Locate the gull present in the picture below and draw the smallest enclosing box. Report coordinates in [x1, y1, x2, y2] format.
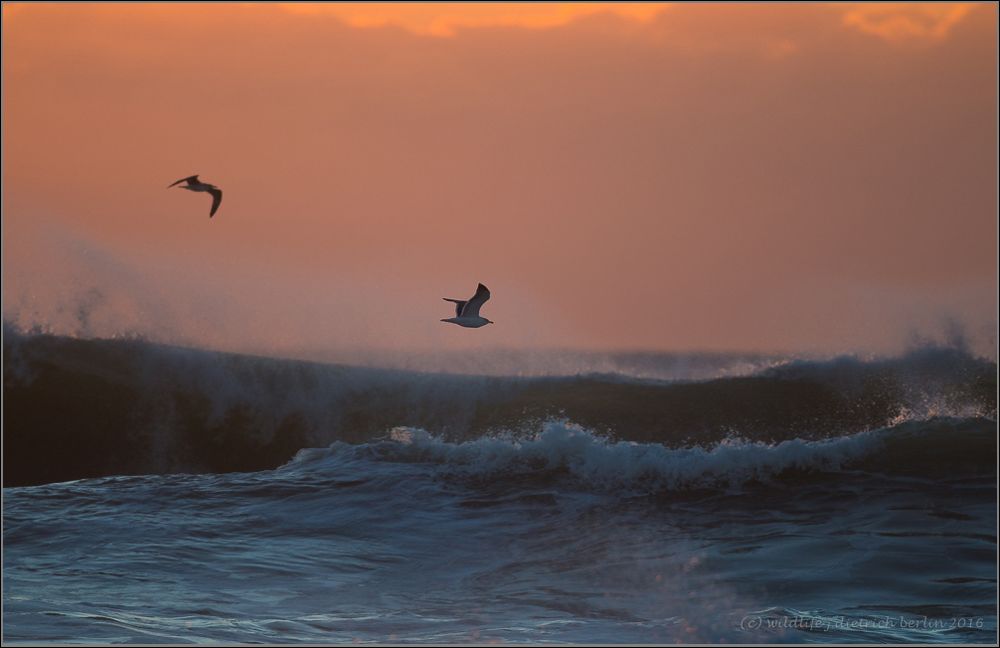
[441, 283, 494, 328]
[168, 175, 223, 217]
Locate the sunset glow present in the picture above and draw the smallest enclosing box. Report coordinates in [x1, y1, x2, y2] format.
[2, 2, 996, 355]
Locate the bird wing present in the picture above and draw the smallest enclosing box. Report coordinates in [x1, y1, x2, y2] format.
[461, 283, 490, 317]
[168, 175, 199, 188]
[208, 188, 223, 217]
[443, 298, 467, 317]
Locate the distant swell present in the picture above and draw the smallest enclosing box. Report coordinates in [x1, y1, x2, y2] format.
[3, 326, 996, 486]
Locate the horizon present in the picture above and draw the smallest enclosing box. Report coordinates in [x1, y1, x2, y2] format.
[5, 316, 993, 376]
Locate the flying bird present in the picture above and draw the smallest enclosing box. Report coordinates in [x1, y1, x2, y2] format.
[168, 175, 223, 217]
[441, 283, 494, 328]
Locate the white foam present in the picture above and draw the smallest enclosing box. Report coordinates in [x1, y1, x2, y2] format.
[288, 420, 885, 492]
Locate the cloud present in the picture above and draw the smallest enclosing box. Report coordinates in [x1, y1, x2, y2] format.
[841, 3, 977, 43]
[275, 3, 982, 50]
[280, 2, 666, 37]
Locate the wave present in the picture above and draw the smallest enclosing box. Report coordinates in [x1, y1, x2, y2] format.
[3, 326, 996, 486]
[283, 418, 997, 493]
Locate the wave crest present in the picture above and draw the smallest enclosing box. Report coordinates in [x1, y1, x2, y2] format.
[285, 418, 994, 493]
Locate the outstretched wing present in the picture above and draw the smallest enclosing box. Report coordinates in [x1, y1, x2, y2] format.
[208, 188, 223, 217]
[461, 283, 490, 317]
[443, 298, 466, 317]
[168, 175, 199, 188]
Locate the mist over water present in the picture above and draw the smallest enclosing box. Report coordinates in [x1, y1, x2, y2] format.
[3, 217, 997, 363]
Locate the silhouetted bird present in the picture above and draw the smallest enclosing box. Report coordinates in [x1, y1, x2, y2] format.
[441, 283, 494, 328]
[168, 175, 223, 217]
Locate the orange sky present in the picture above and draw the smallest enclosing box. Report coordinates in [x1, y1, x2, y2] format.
[2, 3, 997, 356]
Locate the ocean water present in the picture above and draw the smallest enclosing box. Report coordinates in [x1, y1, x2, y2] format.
[3, 329, 997, 644]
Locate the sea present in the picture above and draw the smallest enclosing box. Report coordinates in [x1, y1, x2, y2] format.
[3, 326, 997, 644]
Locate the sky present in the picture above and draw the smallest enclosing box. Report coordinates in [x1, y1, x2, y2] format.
[2, 2, 997, 357]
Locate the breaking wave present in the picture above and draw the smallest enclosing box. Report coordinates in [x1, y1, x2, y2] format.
[3, 325, 995, 486]
[284, 418, 995, 494]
